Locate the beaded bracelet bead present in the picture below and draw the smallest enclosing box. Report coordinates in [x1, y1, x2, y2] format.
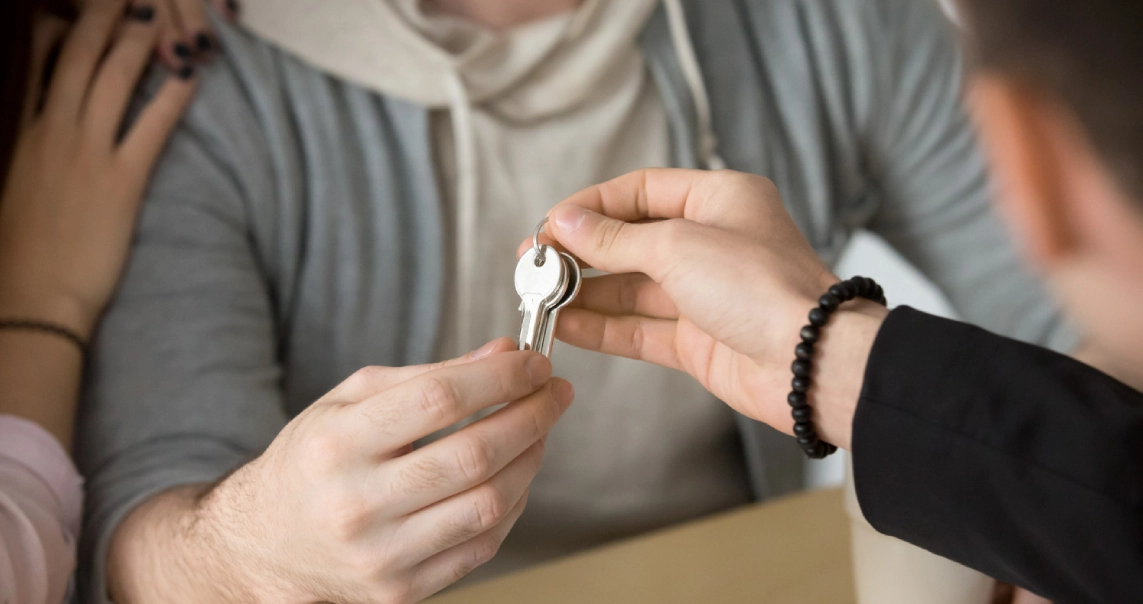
[789, 276, 887, 459]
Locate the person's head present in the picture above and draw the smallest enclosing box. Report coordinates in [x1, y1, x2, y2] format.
[957, 0, 1143, 379]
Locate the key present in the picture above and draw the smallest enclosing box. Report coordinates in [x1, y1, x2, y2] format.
[515, 244, 567, 353]
[535, 252, 582, 357]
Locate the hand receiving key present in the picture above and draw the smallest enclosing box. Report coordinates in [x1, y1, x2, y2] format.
[515, 218, 581, 357]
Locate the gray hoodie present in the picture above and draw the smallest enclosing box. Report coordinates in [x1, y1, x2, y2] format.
[76, 0, 1076, 601]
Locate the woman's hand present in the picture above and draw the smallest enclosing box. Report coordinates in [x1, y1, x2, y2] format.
[81, 0, 239, 68]
[535, 169, 888, 448]
[0, 0, 197, 339]
[148, 0, 239, 68]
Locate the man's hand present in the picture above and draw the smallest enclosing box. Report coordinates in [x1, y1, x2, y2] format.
[108, 338, 574, 604]
[532, 168, 886, 448]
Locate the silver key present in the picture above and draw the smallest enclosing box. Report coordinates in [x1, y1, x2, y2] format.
[515, 245, 567, 353]
[535, 252, 582, 357]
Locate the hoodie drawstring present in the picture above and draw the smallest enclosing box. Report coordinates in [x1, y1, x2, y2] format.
[444, 71, 480, 350]
[662, 0, 727, 171]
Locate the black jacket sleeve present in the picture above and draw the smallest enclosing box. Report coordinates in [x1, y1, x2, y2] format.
[852, 307, 1143, 604]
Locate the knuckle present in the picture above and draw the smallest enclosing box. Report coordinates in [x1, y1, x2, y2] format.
[316, 490, 373, 544]
[417, 377, 461, 423]
[527, 439, 547, 470]
[379, 580, 415, 604]
[526, 400, 550, 441]
[302, 427, 351, 473]
[388, 455, 448, 500]
[659, 219, 690, 247]
[89, 0, 124, 19]
[471, 536, 502, 569]
[347, 365, 390, 393]
[627, 319, 646, 357]
[448, 539, 499, 585]
[471, 485, 510, 532]
[454, 435, 494, 485]
[595, 219, 626, 256]
[617, 276, 639, 313]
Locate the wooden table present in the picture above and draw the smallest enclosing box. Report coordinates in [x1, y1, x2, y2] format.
[429, 487, 855, 604]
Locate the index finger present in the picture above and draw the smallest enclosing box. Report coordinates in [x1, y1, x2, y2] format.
[319, 337, 518, 404]
[45, 0, 128, 117]
[346, 349, 553, 451]
[549, 168, 775, 230]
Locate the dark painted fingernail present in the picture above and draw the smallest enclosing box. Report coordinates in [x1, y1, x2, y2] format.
[177, 65, 195, 80]
[195, 33, 213, 53]
[129, 5, 155, 22]
[225, 0, 241, 16]
[174, 42, 193, 59]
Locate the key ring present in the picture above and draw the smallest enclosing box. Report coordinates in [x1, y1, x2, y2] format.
[532, 218, 549, 266]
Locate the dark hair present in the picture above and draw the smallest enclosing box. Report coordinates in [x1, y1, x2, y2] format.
[959, 0, 1143, 201]
[0, 1, 37, 190]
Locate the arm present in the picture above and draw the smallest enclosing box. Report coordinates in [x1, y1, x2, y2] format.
[852, 308, 1143, 603]
[543, 167, 1143, 603]
[0, 1, 194, 449]
[0, 5, 194, 603]
[0, 417, 83, 604]
[854, 4, 1075, 599]
[79, 156, 572, 602]
[73, 57, 292, 602]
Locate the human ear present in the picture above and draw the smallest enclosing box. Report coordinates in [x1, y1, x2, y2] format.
[968, 75, 1077, 267]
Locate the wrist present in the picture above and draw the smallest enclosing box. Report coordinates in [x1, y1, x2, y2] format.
[808, 302, 888, 450]
[194, 473, 289, 604]
[197, 462, 311, 604]
[108, 480, 293, 604]
[0, 290, 99, 340]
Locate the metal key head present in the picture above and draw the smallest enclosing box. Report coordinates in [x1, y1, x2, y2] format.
[534, 253, 583, 357]
[515, 246, 566, 304]
[516, 245, 567, 351]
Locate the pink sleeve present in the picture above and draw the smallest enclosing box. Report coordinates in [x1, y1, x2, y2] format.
[0, 415, 84, 604]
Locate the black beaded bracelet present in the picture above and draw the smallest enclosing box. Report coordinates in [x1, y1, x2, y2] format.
[0, 319, 87, 355]
[789, 276, 887, 459]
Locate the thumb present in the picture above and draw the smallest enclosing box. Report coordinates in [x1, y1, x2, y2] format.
[548, 204, 675, 281]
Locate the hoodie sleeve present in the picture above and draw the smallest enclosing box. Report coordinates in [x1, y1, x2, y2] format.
[73, 21, 292, 604]
[859, 0, 1079, 353]
[0, 416, 83, 604]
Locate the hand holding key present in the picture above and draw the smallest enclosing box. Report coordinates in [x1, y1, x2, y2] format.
[536, 169, 887, 449]
[113, 338, 574, 604]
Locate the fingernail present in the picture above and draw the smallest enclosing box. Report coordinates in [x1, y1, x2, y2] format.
[226, 0, 241, 16]
[195, 32, 214, 53]
[174, 42, 193, 60]
[470, 339, 500, 360]
[177, 65, 196, 80]
[552, 379, 575, 408]
[525, 355, 551, 388]
[553, 206, 587, 233]
[129, 5, 155, 22]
